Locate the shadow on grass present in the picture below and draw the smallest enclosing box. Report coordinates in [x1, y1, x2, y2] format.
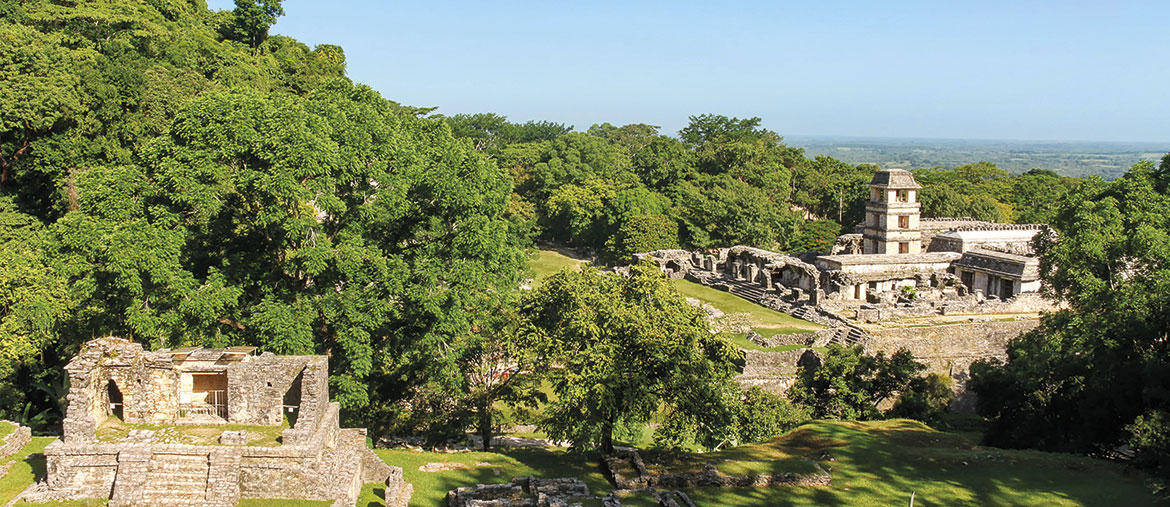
[373, 420, 1159, 507]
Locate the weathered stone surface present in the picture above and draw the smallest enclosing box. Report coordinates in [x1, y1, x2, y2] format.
[32, 337, 409, 507]
[0, 422, 31, 460]
[447, 476, 590, 507]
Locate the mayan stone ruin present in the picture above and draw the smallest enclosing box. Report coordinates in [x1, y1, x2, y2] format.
[639, 168, 1056, 401]
[28, 337, 412, 507]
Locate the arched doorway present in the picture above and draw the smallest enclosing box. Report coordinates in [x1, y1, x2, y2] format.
[107, 380, 123, 420]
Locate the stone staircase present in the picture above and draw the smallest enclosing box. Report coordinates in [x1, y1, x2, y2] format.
[109, 450, 240, 507]
[142, 453, 211, 504]
[724, 278, 770, 303]
[814, 326, 868, 347]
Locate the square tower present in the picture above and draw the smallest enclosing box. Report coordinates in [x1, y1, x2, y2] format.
[862, 168, 922, 255]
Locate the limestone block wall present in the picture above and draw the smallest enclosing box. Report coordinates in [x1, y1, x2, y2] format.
[43, 443, 121, 500]
[864, 319, 1040, 409]
[0, 423, 31, 460]
[226, 355, 310, 426]
[281, 357, 330, 445]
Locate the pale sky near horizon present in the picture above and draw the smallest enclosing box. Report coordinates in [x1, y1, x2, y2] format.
[208, 1, 1170, 143]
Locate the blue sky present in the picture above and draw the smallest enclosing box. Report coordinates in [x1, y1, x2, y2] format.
[209, 1, 1169, 143]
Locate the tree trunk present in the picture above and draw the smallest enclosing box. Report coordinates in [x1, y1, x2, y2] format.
[478, 401, 493, 451]
[600, 419, 615, 454]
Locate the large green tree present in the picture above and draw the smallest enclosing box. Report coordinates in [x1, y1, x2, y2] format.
[524, 263, 741, 453]
[789, 345, 926, 420]
[969, 161, 1170, 478]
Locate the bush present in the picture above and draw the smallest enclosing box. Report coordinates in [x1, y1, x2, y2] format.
[888, 373, 954, 424]
[735, 386, 809, 443]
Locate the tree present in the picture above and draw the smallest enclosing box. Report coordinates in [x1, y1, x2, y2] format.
[968, 161, 1170, 474]
[459, 292, 545, 451]
[788, 345, 926, 420]
[888, 373, 955, 425]
[788, 219, 841, 253]
[604, 214, 679, 261]
[228, 0, 284, 49]
[524, 262, 741, 453]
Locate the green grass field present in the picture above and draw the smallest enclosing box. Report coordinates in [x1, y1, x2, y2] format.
[671, 279, 822, 335]
[373, 447, 611, 507]
[372, 419, 1154, 507]
[0, 419, 1156, 506]
[528, 248, 588, 280]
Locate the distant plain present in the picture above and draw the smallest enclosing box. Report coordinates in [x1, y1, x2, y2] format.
[788, 136, 1167, 179]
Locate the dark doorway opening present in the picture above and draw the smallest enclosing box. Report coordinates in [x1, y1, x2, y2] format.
[282, 371, 303, 428]
[107, 380, 123, 420]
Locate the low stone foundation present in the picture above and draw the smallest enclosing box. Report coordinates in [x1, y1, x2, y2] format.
[603, 450, 830, 492]
[446, 476, 591, 507]
[0, 422, 31, 460]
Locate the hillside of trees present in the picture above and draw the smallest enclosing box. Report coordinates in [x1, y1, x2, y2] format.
[3, 0, 1170, 493]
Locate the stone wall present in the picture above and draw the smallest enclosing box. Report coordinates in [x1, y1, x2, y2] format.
[865, 319, 1040, 409]
[0, 422, 31, 460]
[38, 338, 407, 507]
[227, 354, 309, 426]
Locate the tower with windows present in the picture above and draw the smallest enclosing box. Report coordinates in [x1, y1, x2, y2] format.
[862, 168, 922, 255]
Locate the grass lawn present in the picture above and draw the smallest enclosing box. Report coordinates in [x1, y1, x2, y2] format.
[373, 447, 611, 507]
[671, 280, 821, 334]
[95, 418, 289, 446]
[373, 419, 1156, 507]
[724, 334, 812, 353]
[529, 248, 589, 280]
[1, 437, 56, 505]
[681, 419, 1154, 506]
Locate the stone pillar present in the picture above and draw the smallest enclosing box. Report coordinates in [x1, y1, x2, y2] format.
[747, 265, 759, 285]
[810, 289, 824, 306]
[704, 255, 716, 271]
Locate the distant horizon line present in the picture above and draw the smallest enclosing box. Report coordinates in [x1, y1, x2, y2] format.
[781, 133, 1170, 147]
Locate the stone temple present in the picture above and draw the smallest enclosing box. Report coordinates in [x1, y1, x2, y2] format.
[32, 337, 411, 507]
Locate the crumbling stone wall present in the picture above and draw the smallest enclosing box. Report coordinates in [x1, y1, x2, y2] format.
[0, 422, 31, 460]
[447, 476, 591, 507]
[865, 319, 1040, 409]
[38, 337, 409, 507]
[227, 354, 309, 426]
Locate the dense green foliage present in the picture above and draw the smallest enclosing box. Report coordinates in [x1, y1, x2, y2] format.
[0, 0, 525, 434]
[969, 159, 1170, 488]
[524, 262, 742, 452]
[914, 164, 1083, 223]
[446, 113, 882, 259]
[788, 345, 926, 421]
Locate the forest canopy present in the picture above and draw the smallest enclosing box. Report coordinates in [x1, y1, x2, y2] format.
[0, 0, 1137, 450]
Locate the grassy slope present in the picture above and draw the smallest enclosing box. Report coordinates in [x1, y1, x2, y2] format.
[671, 279, 820, 333]
[371, 419, 1154, 507]
[683, 419, 1153, 507]
[0, 421, 1151, 506]
[528, 249, 588, 280]
[528, 249, 822, 342]
[373, 447, 611, 507]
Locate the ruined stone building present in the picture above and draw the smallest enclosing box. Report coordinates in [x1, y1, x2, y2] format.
[640, 168, 1047, 308]
[637, 168, 1054, 403]
[33, 337, 411, 507]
